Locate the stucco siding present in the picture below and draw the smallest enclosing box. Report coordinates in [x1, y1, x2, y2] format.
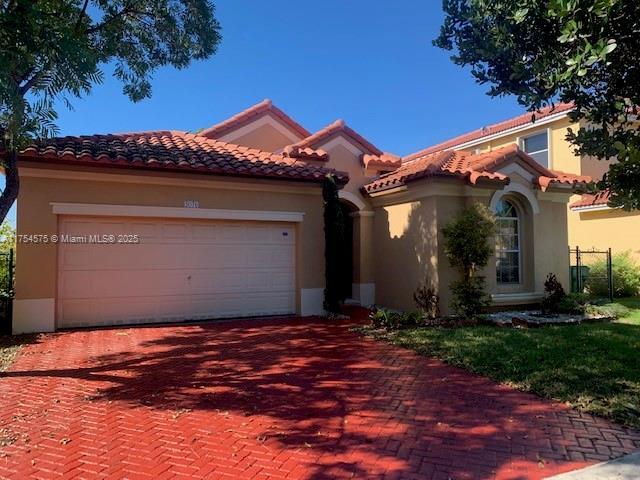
[220, 122, 298, 152]
[569, 208, 640, 259]
[534, 199, 571, 291]
[373, 199, 438, 312]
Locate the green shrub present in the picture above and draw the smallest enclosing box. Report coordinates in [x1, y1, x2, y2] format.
[558, 292, 590, 314]
[585, 251, 640, 298]
[413, 280, 440, 321]
[541, 273, 566, 314]
[450, 277, 490, 318]
[442, 203, 496, 317]
[369, 308, 419, 330]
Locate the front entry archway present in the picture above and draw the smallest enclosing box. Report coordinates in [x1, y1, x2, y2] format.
[337, 190, 376, 306]
[338, 200, 356, 301]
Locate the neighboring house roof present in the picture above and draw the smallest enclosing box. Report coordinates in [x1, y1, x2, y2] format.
[404, 103, 575, 162]
[288, 119, 384, 156]
[363, 144, 589, 195]
[570, 190, 612, 210]
[20, 130, 348, 184]
[198, 99, 311, 139]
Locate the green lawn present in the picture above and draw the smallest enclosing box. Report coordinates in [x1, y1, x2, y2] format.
[616, 297, 640, 324]
[361, 298, 640, 429]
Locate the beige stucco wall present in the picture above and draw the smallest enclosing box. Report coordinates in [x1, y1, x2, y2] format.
[569, 208, 640, 259]
[15, 164, 326, 331]
[220, 122, 299, 152]
[533, 198, 571, 289]
[372, 198, 439, 311]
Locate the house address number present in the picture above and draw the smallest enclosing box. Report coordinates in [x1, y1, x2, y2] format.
[184, 200, 200, 208]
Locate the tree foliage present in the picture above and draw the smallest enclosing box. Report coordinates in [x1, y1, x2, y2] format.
[436, 0, 640, 209]
[322, 175, 346, 314]
[0, 0, 222, 222]
[0, 221, 15, 253]
[442, 203, 495, 317]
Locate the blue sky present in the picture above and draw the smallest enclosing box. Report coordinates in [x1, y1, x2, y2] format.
[6, 0, 529, 225]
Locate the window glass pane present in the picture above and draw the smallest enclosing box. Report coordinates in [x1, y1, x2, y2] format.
[529, 150, 549, 168]
[495, 201, 520, 284]
[523, 132, 547, 153]
[497, 219, 518, 236]
[495, 200, 516, 218]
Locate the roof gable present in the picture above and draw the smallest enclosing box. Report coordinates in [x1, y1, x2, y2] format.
[198, 99, 311, 142]
[289, 119, 384, 156]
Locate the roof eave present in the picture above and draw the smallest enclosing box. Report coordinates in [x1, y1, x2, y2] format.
[18, 153, 348, 186]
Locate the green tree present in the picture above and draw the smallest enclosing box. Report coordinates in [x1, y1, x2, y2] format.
[0, 0, 222, 222]
[435, 0, 640, 209]
[442, 203, 496, 317]
[322, 174, 346, 314]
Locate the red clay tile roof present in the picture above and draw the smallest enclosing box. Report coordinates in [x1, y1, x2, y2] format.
[570, 190, 612, 209]
[363, 144, 589, 195]
[404, 103, 575, 162]
[282, 145, 328, 161]
[198, 99, 311, 139]
[20, 130, 348, 184]
[289, 119, 384, 156]
[362, 153, 402, 170]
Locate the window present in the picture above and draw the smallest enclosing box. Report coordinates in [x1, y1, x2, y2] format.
[522, 131, 549, 168]
[495, 200, 520, 284]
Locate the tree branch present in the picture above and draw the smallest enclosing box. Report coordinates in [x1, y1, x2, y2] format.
[86, 4, 145, 35]
[0, 149, 20, 225]
[18, 70, 43, 96]
[75, 0, 90, 31]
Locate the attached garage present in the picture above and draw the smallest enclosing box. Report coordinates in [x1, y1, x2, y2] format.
[57, 216, 296, 328]
[13, 129, 343, 333]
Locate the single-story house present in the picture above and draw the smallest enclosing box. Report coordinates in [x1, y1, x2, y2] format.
[13, 100, 589, 333]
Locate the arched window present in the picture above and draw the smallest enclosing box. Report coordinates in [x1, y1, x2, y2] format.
[495, 200, 520, 284]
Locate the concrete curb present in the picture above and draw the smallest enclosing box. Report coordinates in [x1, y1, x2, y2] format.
[545, 452, 640, 479]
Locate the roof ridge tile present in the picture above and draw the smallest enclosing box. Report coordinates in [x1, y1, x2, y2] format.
[198, 99, 311, 139]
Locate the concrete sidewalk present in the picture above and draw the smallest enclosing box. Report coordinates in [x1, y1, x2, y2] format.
[546, 452, 640, 479]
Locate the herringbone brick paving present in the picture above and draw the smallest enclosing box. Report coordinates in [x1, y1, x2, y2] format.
[0, 315, 638, 479]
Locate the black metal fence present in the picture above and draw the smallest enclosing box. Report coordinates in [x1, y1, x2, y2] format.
[0, 249, 14, 335]
[569, 246, 613, 302]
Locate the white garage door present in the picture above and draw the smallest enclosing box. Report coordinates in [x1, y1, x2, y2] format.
[57, 216, 296, 328]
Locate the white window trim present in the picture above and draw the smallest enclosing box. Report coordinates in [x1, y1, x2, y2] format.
[490, 183, 540, 215]
[495, 201, 522, 285]
[518, 128, 551, 169]
[50, 203, 305, 223]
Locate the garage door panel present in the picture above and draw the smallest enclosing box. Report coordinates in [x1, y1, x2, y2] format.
[60, 297, 190, 326]
[58, 217, 296, 328]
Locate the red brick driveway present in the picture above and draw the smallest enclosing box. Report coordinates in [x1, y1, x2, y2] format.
[1, 316, 639, 480]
